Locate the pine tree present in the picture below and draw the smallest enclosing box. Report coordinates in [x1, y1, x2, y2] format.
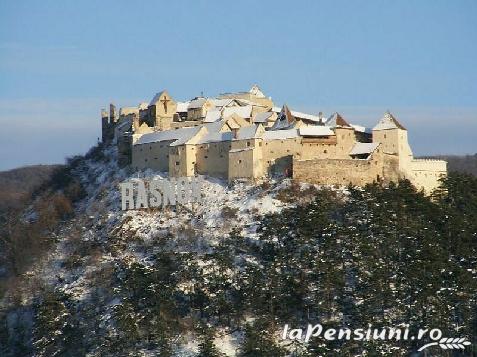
[196, 325, 223, 357]
[33, 289, 84, 356]
[238, 321, 285, 357]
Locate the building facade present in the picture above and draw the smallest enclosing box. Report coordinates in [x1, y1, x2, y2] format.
[102, 85, 447, 194]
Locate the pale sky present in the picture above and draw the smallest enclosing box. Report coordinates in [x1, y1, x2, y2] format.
[0, 0, 476, 171]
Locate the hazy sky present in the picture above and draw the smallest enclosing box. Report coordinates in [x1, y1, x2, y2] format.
[0, 0, 476, 171]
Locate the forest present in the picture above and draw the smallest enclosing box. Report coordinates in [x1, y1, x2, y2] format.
[0, 147, 476, 356]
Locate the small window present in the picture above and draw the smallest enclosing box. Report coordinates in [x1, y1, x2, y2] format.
[238, 159, 242, 163]
[175, 161, 180, 165]
[259, 142, 262, 147]
[205, 155, 208, 159]
[324, 150, 327, 154]
[247, 141, 251, 147]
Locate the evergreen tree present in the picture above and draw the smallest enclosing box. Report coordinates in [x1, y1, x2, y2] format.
[238, 321, 285, 357]
[33, 289, 84, 356]
[196, 324, 223, 357]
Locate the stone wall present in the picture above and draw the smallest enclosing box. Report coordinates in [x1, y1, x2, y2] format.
[132, 140, 174, 172]
[293, 150, 399, 187]
[407, 159, 447, 194]
[170, 121, 202, 130]
[262, 138, 301, 176]
[169, 145, 195, 177]
[195, 141, 230, 178]
[228, 148, 256, 180]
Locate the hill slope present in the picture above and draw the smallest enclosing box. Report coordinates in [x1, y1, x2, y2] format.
[0, 165, 61, 213]
[1, 144, 476, 356]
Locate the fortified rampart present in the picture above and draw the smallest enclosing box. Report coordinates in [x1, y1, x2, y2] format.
[103, 86, 448, 195]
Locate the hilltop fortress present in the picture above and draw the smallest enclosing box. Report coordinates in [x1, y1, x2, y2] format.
[101, 85, 446, 194]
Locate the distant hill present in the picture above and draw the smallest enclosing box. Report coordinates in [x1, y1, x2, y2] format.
[0, 164, 62, 212]
[420, 154, 477, 176]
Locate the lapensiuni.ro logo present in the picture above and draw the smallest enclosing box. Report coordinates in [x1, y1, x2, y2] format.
[282, 324, 471, 352]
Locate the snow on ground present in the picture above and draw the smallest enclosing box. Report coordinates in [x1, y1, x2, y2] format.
[7, 144, 303, 355]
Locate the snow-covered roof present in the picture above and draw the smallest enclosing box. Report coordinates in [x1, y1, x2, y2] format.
[326, 112, 351, 127]
[235, 124, 261, 140]
[149, 90, 169, 106]
[349, 142, 380, 156]
[272, 107, 321, 122]
[135, 126, 202, 146]
[249, 84, 266, 98]
[197, 131, 233, 144]
[222, 105, 253, 119]
[203, 121, 225, 133]
[291, 111, 321, 122]
[263, 128, 299, 140]
[350, 124, 371, 134]
[253, 111, 274, 123]
[204, 109, 222, 123]
[271, 105, 296, 130]
[373, 112, 406, 131]
[188, 98, 208, 109]
[235, 98, 268, 107]
[210, 98, 234, 108]
[176, 101, 189, 112]
[299, 126, 334, 137]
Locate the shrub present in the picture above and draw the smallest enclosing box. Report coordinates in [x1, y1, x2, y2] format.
[221, 206, 239, 219]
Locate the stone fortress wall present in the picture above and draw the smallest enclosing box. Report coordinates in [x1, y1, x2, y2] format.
[103, 85, 447, 194]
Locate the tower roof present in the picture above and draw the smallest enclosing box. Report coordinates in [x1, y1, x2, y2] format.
[271, 105, 296, 130]
[249, 84, 266, 98]
[373, 111, 406, 131]
[325, 112, 351, 128]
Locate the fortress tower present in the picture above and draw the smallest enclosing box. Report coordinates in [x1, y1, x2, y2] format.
[101, 108, 109, 142]
[101, 105, 118, 143]
[372, 111, 413, 173]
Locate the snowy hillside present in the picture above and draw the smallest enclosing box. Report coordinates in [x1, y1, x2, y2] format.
[2, 145, 310, 356]
[1, 143, 476, 357]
